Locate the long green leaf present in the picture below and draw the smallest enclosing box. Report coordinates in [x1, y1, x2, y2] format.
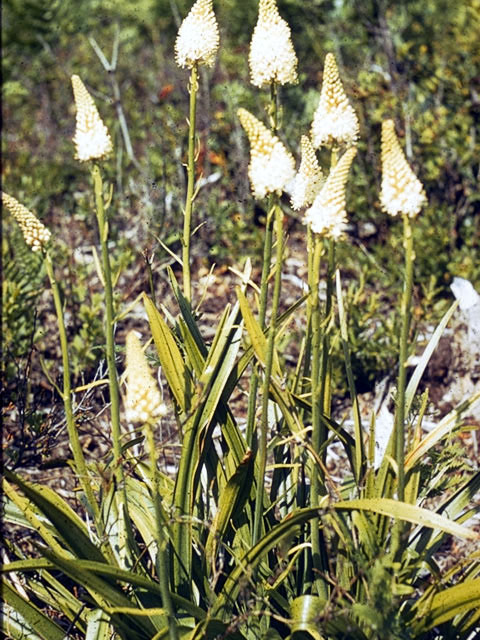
[86, 609, 111, 640]
[335, 498, 479, 540]
[144, 293, 190, 412]
[3, 470, 107, 563]
[1, 579, 66, 640]
[411, 578, 480, 632]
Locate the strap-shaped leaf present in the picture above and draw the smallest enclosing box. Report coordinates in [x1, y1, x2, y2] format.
[411, 578, 480, 632]
[205, 450, 254, 568]
[3, 470, 107, 563]
[335, 498, 479, 541]
[1, 578, 66, 640]
[143, 293, 190, 412]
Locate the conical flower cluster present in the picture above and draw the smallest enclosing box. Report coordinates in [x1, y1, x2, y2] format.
[238, 108, 295, 199]
[249, 0, 298, 87]
[2, 192, 51, 252]
[311, 53, 359, 149]
[175, 0, 219, 69]
[291, 135, 323, 210]
[124, 331, 167, 425]
[381, 119, 426, 217]
[304, 146, 357, 238]
[71, 75, 112, 162]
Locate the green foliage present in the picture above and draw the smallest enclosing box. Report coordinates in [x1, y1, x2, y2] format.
[2, 1, 480, 639]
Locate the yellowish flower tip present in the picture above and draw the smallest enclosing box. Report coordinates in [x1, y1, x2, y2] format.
[2, 192, 51, 252]
[238, 107, 295, 199]
[381, 119, 426, 217]
[304, 146, 357, 238]
[249, 0, 298, 87]
[71, 75, 113, 163]
[124, 331, 167, 425]
[311, 53, 359, 149]
[291, 135, 324, 210]
[175, 0, 220, 69]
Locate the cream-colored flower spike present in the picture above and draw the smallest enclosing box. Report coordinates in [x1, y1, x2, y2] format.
[249, 0, 298, 87]
[124, 331, 167, 425]
[175, 0, 220, 69]
[381, 119, 426, 217]
[2, 192, 51, 252]
[71, 75, 113, 162]
[311, 53, 359, 148]
[291, 135, 323, 210]
[304, 146, 357, 238]
[238, 108, 295, 199]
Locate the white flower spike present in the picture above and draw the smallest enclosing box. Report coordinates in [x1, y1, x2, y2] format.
[71, 75, 113, 163]
[2, 192, 51, 252]
[175, 0, 220, 69]
[124, 331, 167, 425]
[311, 53, 359, 149]
[291, 135, 323, 210]
[249, 0, 298, 87]
[304, 146, 357, 238]
[238, 108, 295, 199]
[381, 119, 426, 217]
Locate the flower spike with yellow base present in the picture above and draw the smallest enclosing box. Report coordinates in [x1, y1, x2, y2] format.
[2, 192, 51, 252]
[291, 135, 323, 210]
[311, 53, 359, 149]
[124, 331, 167, 425]
[381, 119, 426, 217]
[175, 0, 220, 69]
[249, 0, 298, 87]
[304, 146, 357, 238]
[238, 107, 295, 199]
[71, 75, 112, 162]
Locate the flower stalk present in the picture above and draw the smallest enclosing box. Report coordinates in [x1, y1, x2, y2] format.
[182, 63, 199, 303]
[91, 165, 122, 481]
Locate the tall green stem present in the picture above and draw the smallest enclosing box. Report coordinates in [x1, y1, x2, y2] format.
[45, 252, 104, 537]
[145, 422, 178, 640]
[182, 63, 199, 303]
[308, 233, 328, 598]
[253, 203, 283, 546]
[245, 81, 278, 448]
[92, 165, 122, 482]
[392, 214, 414, 553]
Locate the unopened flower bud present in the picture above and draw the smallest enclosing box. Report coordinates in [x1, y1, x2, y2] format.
[2, 192, 51, 252]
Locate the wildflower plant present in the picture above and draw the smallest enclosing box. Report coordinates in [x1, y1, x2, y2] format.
[3, 10, 480, 640]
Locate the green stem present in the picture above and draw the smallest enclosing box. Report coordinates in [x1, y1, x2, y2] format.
[308, 233, 328, 598]
[392, 214, 414, 553]
[245, 199, 275, 447]
[253, 203, 284, 546]
[182, 63, 199, 304]
[145, 422, 178, 640]
[91, 165, 122, 483]
[44, 252, 103, 534]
